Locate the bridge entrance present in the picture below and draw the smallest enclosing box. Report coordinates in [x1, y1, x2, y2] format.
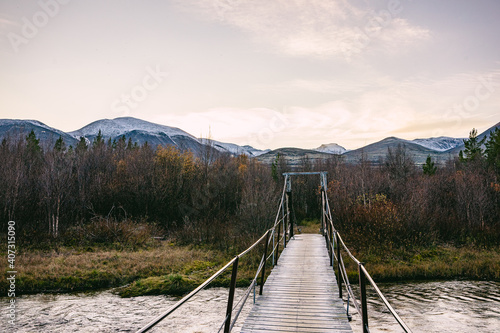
[282, 171, 329, 238]
[137, 171, 412, 333]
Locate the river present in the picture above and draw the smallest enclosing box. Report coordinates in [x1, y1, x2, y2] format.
[3, 281, 499, 332]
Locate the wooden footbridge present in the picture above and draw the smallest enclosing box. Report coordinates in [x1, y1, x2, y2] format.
[137, 172, 412, 333]
[242, 233, 352, 332]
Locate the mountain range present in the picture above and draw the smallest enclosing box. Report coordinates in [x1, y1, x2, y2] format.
[1, 117, 498, 165]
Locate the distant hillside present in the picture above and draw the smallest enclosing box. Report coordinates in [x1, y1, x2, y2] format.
[256, 147, 338, 166]
[314, 143, 347, 154]
[199, 138, 269, 157]
[343, 137, 454, 165]
[0, 117, 267, 158]
[67, 117, 268, 157]
[1, 116, 498, 165]
[0, 119, 78, 148]
[68, 117, 206, 154]
[411, 137, 464, 152]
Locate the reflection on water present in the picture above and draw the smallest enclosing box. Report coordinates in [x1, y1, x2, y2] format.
[3, 281, 499, 332]
[348, 280, 500, 333]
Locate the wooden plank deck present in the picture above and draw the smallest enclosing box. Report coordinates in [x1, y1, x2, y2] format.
[241, 233, 353, 333]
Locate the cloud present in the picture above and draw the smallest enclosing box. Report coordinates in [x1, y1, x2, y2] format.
[153, 67, 500, 150]
[177, 0, 430, 60]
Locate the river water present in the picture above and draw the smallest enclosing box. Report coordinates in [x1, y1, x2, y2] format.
[3, 281, 499, 332]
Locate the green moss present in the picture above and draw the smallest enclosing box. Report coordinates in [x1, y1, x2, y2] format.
[118, 274, 197, 297]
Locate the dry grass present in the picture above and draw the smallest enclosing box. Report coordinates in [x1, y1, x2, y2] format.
[2, 234, 498, 297]
[298, 219, 322, 234]
[341, 245, 500, 283]
[0, 243, 228, 295]
[0, 241, 266, 297]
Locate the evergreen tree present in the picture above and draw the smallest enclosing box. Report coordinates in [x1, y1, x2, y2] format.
[126, 137, 133, 150]
[26, 130, 41, 155]
[54, 135, 66, 152]
[75, 137, 88, 154]
[93, 130, 105, 148]
[117, 135, 126, 149]
[271, 153, 280, 182]
[459, 128, 486, 162]
[423, 155, 437, 175]
[485, 127, 500, 176]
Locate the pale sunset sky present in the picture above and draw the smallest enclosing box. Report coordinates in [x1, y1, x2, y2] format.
[1, 0, 499, 149]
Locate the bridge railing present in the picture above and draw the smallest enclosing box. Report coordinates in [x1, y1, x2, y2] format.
[137, 180, 292, 333]
[322, 191, 413, 333]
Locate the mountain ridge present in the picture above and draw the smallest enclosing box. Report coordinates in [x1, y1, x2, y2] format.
[1, 117, 498, 164]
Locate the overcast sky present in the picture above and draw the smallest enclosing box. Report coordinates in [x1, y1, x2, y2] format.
[1, 0, 499, 150]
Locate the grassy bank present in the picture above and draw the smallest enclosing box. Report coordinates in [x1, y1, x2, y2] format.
[299, 220, 500, 283]
[0, 242, 260, 297]
[335, 239, 500, 283]
[346, 245, 500, 283]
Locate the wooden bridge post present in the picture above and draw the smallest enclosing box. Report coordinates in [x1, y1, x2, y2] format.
[287, 191, 294, 238]
[321, 188, 326, 235]
[224, 256, 239, 333]
[322, 188, 332, 263]
[282, 195, 287, 249]
[259, 231, 270, 295]
[336, 231, 342, 299]
[276, 220, 281, 266]
[358, 262, 369, 333]
[284, 174, 294, 239]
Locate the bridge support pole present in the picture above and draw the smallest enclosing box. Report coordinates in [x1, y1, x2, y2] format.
[321, 188, 326, 236]
[282, 196, 287, 249]
[259, 231, 270, 295]
[224, 256, 239, 333]
[286, 191, 294, 238]
[276, 221, 281, 266]
[336, 232, 342, 299]
[359, 262, 369, 333]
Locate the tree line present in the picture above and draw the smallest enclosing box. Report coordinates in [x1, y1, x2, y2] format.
[322, 127, 500, 250]
[1, 127, 499, 250]
[0, 131, 279, 249]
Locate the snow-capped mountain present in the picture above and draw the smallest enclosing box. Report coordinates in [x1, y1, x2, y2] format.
[70, 117, 195, 140]
[0, 119, 78, 147]
[1, 116, 498, 165]
[314, 143, 347, 155]
[199, 138, 269, 157]
[69, 117, 266, 157]
[69, 117, 205, 154]
[410, 137, 465, 152]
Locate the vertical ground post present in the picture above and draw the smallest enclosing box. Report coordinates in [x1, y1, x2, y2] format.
[285, 174, 293, 239]
[259, 231, 270, 295]
[359, 262, 369, 333]
[336, 231, 342, 298]
[287, 191, 294, 238]
[224, 256, 239, 333]
[276, 221, 281, 266]
[282, 197, 287, 249]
